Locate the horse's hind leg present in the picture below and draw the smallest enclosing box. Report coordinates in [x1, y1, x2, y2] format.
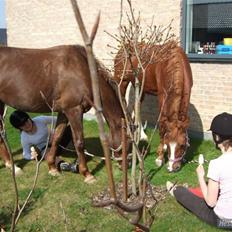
[64, 106, 95, 183]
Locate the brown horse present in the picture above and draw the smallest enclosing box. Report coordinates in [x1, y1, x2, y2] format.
[114, 42, 193, 172]
[0, 44, 125, 181]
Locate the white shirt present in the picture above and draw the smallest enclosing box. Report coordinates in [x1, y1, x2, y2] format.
[207, 151, 232, 219]
[21, 116, 56, 160]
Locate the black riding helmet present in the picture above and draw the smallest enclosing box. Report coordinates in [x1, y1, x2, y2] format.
[209, 112, 232, 144]
[9, 110, 30, 129]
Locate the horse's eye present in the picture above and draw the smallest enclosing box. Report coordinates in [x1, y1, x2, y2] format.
[180, 144, 186, 149]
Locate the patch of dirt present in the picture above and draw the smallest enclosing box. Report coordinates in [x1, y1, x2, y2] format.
[92, 183, 168, 231]
[92, 182, 167, 210]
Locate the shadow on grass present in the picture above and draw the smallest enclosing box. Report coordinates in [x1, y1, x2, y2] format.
[8, 136, 151, 176]
[61, 137, 106, 175]
[85, 138, 150, 175]
[181, 137, 203, 169]
[0, 187, 47, 230]
[0, 209, 11, 231]
[147, 166, 163, 182]
[14, 188, 48, 222]
[85, 137, 116, 175]
[11, 148, 31, 170]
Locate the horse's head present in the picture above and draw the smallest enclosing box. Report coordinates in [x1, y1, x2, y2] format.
[163, 119, 189, 172]
[106, 117, 131, 167]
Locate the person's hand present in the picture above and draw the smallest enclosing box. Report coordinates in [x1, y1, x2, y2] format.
[196, 164, 205, 179]
[30, 147, 38, 160]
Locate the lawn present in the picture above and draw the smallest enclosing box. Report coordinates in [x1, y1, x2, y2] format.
[0, 110, 224, 232]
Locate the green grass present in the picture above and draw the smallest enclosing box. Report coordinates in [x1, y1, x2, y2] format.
[0, 114, 224, 232]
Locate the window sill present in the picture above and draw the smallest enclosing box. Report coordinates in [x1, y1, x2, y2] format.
[187, 53, 232, 63]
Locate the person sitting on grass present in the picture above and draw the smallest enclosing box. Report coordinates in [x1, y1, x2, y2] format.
[166, 112, 232, 229]
[9, 110, 78, 173]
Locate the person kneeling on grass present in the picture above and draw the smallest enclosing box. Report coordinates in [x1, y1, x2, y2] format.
[9, 110, 78, 173]
[167, 112, 232, 229]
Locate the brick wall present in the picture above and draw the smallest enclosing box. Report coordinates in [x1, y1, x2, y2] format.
[5, 0, 232, 138]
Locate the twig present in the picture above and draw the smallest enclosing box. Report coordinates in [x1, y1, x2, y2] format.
[60, 201, 68, 232]
[0, 120, 19, 232]
[14, 102, 56, 225]
[121, 118, 128, 202]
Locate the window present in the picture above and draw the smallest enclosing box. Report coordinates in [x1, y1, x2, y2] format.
[0, 29, 7, 46]
[182, 0, 232, 62]
[0, 0, 7, 46]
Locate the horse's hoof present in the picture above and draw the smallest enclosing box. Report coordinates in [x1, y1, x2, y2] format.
[140, 134, 148, 141]
[5, 162, 12, 169]
[5, 163, 23, 176]
[48, 169, 60, 176]
[84, 174, 96, 184]
[15, 166, 23, 176]
[155, 158, 163, 167]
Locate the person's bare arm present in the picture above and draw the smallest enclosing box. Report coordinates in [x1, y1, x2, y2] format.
[196, 165, 219, 207]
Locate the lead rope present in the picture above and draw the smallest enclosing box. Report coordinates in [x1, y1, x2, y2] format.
[183, 153, 209, 164]
[184, 158, 209, 164]
[58, 144, 132, 161]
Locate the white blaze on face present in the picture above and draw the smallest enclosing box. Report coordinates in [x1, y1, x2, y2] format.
[168, 142, 176, 172]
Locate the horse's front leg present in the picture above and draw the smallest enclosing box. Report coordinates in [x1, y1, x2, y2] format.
[0, 137, 22, 175]
[0, 136, 11, 167]
[46, 115, 68, 176]
[155, 120, 166, 167]
[65, 106, 95, 184]
[155, 141, 165, 167]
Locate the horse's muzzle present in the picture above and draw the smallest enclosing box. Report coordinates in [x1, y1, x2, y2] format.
[167, 161, 182, 172]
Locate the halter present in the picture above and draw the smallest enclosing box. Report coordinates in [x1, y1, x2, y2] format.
[58, 143, 132, 161]
[167, 130, 189, 163]
[168, 150, 186, 163]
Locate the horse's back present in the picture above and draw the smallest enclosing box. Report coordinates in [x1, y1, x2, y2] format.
[0, 45, 92, 112]
[114, 43, 192, 96]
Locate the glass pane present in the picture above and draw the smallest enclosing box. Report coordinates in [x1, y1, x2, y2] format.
[186, 1, 232, 56]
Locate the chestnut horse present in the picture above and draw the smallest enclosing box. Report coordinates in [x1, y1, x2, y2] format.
[114, 42, 193, 172]
[0, 44, 124, 181]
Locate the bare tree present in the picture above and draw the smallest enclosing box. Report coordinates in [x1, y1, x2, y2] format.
[108, 0, 177, 193]
[105, 0, 179, 230]
[69, 0, 158, 231]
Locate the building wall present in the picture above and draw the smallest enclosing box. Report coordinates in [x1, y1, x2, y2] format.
[6, 0, 232, 138]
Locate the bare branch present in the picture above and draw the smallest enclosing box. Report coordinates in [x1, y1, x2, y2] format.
[90, 11, 101, 44]
[14, 101, 56, 225]
[69, 0, 117, 200]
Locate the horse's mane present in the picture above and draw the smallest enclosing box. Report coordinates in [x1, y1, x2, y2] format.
[73, 44, 120, 98]
[96, 59, 119, 93]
